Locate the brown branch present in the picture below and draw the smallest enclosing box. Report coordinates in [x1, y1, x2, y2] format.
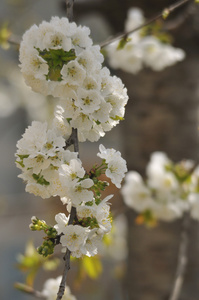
[66, 0, 74, 22]
[56, 206, 77, 300]
[64, 128, 79, 151]
[100, 0, 194, 48]
[56, 132, 79, 300]
[168, 212, 190, 300]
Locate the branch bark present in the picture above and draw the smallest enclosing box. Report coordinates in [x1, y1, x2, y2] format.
[168, 212, 190, 300]
[56, 206, 77, 300]
[66, 0, 74, 22]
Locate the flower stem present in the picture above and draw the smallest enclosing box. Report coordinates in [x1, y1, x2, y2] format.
[100, 0, 194, 48]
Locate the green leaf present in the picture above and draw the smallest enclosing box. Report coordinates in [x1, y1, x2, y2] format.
[43, 258, 60, 271]
[16, 241, 42, 286]
[111, 115, 124, 121]
[95, 120, 101, 125]
[0, 22, 11, 50]
[32, 173, 50, 186]
[36, 48, 76, 81]
[16, 160, 25, 168]
[47, 66, 62, 81]
[117, 37, 131, 50]
[82, 256, 102, 279]
[85, 201, 94, 206]
[140, 21, 173, 44]
[17, 154, 29, 159]
[66, 118, 72, 123]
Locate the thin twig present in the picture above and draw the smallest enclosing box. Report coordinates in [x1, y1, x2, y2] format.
[64, 128, 79, 151]
[66, 0, 74, 22]
[56, 206, 77, 300]
[168, 212, 190, 300]
[100, 0, 194, 48]
[164, 1, 195, 30]
[14, 282, 46, 299]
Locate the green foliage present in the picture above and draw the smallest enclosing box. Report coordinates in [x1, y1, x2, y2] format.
[37, 240, 55, 257]
[117, 37, 131, 50]
[36, 48, 76, 81]
[30, 217, 59, 257]
[111, 115, 124, 121]
[16, 241, 60, 286]
[165, 162, 193, 184]
[0, 22, 11, 49]
[78, 217, 99, 229]
[74, 255, 102, 287]
[140, 21, 173, 44]
[16, 154, 29, 168]
[82, 256, 102, 279]
[32, 173, 50, 186]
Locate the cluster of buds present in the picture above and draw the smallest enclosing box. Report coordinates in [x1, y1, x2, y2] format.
[30, 217, 59, 257]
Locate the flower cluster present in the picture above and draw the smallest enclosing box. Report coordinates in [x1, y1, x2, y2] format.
[55, 194, 112, 258]
[56, 146, 126, 258]
[41, 276, 76, 300]
[122, 152, 199, 224]
[16, 18, 128, 300]
[16, 120, 127, 256]
[106, 8, 185, 74]
[16, 121, 78, 199]
[19, 17, 128, 142]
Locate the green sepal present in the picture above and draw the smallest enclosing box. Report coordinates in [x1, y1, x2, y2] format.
[36, 48, 76, 81]
[16, 160, 25, 168]
[111, 115, 124, 121]
[17, 154, 29, 159]
[85, 201, 94, 206]
[32, 173, 50, 186]
[117, 37, 131, 50]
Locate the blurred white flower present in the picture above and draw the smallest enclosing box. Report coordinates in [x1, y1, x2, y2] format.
[106, 7, 185, 74]
[41, 276, 76, 300]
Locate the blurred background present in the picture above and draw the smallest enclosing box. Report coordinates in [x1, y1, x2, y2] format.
[1, 0, 199, 299]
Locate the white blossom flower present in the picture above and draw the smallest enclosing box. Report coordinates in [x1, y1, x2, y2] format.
[97, 144, 127, 188]
[106, 7, 185, 74]
[75, 88, 102, 114]
[80, 229, 102, 257]
[121, 171, 154, 212]
[122, 152, 190, 222]
[59, 159, 85, 182]
[61, 60, 86, 85]
[141, 36, 185, 71]
[67, 178, 94, 206]
[60, 225, 89, 252]
[41, 276, 76, 300]
[54, 213, 69, 234]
